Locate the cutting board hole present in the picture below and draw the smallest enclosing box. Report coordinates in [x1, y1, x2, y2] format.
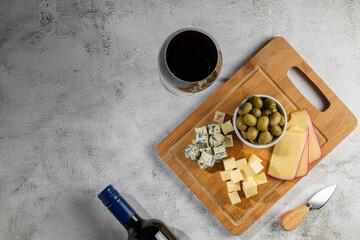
[287, 67, 330, 112]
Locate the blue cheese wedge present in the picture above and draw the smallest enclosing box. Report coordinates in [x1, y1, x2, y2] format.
[224, 134, 233, 147]
[184, 144, 200, 161]
[195, 126, 207, 134]
[195, 133, 209, 148]
[209, 134, 225, 147]
[213, 144, 228, 161]
[221, 120, 235, 135]
[198, 152, 215, 169]
[208, 124, 221, 134]
[214, 111, 226, 123]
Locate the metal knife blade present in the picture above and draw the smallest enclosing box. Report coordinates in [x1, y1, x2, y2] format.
[307, 184, 337, 210]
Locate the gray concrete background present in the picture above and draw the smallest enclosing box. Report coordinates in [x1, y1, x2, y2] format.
[1, 0, 359, 239]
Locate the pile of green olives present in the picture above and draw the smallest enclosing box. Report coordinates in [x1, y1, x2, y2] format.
[236, 96, 285, 145]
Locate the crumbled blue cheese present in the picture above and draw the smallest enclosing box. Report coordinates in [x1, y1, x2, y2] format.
[208, 124, 221, 135]
[214, 111, 226, 123]
[224, 134, 233, 147]
[221, 120, 235, 135]
[195, 126, 208, 134]
[213, 144, 228, 162]
[184, 144, 200, 161]
[209, 134, 225, 148]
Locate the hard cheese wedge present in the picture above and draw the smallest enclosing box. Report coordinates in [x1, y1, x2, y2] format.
[296, 136, 309, 178]
[287, 109, 322, 163]
[268, 128, 309, 180]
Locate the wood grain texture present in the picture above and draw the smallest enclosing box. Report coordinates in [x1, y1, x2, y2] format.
[157, 37, 357, 235]
[279, 204, 310, 231]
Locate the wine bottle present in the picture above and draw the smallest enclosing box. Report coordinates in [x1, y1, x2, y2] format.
[98, 185, 179, 240]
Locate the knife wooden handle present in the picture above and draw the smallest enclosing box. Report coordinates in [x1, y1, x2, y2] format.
[279, 204, 310, 231]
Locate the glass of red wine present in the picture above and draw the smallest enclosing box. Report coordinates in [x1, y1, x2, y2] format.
[158, 28, 222, 95]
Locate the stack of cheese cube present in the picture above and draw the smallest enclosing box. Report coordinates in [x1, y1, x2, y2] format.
[184, 111, 235, 170]
[220, 154, 268, 205]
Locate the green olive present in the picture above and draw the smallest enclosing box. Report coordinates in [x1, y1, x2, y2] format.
[251, 96, 263, 108]
[258, 131, 272, 145]
[251, 108, 261, 118]
[240, 130, 248, 140]
[269, 107, 278, 113]
[238, 102, 252, 115]
[250, 139, 258, 144]
[261, 109, 271, 117]
[270, 112, 282, 126]
[244, 114, 257, 127]
[265, 99, 276, 110]
[236, 116, 247, 131]
[247, 127, 259, 141]
[257, 116, 270, 131]
[270, 125, 282, 136]
[279, 115, 285, 126]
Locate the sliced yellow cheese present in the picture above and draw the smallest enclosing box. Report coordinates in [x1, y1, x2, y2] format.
[287, 109, 322, 163]
[296, 136, 309, 178]
[228, 191, 241, 205]
[268, 128, 309, 180]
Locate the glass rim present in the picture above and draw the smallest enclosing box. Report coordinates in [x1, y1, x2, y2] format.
[163, 27, 221, 84]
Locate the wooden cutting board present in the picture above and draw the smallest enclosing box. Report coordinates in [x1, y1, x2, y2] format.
[157, 37, 357, 235]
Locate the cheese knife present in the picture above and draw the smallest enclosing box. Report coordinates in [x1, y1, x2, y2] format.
[279, 184, 337, 231]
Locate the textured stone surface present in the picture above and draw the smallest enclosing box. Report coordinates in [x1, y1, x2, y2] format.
[0, 0, 359, 239]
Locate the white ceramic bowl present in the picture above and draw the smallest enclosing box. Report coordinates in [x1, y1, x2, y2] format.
[233, 94, 287, 149]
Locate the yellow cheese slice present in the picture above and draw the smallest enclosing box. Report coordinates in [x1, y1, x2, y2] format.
[287, 109, 322, 163]
[296, 136, 309, 178]
[268, 128, 309, 180]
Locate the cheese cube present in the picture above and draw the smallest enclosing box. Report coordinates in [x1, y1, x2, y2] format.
[243, 180, 258, 198]
[195, 133, 209, 148]
[230, 169, 244, 183]
[220, 170, 232, 181]
[224, 134, 233, 147]
[221, 120, 235, 135]
[226, 181, 240, 192]
[244, 160, 264, 178]
[184, 144, 200, 161]
[228, 191, 241, 205]
[209, 134, 224, 147]
[195, 126, 207, 134]
[254, 172, 267, 185]
[199, 152, 215, 168]
[236, 158, 247, 171]
[242, 171, 254, 182]
[208, 124, 221, 134]
[213, 145, 228, 161]
[223, 157, 236, 170]
[248, 154, 263, 164]
[199, 148, 213, 155]
[214, 111, 226, 123]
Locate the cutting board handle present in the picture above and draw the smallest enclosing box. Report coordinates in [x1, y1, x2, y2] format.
[286, 63, 333, 115]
